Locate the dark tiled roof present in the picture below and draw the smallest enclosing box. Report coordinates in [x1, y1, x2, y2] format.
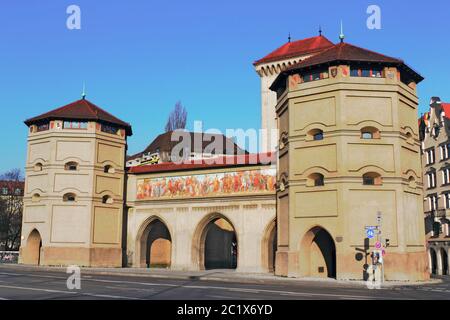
[253, 36, 334, 66]
[127, 131, 248, 161]
[286, 42, 403, 70]
[270, 42, 424, 91]
[127, 153, 276, 174]
[24, 99, 132, 136]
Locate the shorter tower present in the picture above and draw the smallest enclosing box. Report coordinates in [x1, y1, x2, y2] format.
[19, 98, 132, 267]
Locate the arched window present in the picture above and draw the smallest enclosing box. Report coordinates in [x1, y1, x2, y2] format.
[34, 163, 43, 172]
[102, 195, 113, 204]
[104, 165, 115, 174]
[308, 129, 324, 141]
[63, 193, 76, 202]
[65, 162, 78, 171]
[363, 172, 382, 186]
[308, 173, 325, 187]
[361, 127, 380, 139]
[32, 193, 41, 202]
[408, 176, 416, 189]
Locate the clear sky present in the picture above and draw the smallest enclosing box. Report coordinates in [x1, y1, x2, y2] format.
[1, 0, 449, 173]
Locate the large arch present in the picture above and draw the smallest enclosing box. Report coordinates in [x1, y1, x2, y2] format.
[261, 219, 277, 273]
[430, 248, 438, 275]
[192, 213, 238, 270]
[299, 226, 336, 279]
[441, 248, 448, 276]
[24, 229, 42, 265]
[136, 216, 172, 268]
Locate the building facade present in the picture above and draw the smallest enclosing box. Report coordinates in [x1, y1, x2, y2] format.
[271, 40, 429, 281]
[19, 98, 132, 267]
[419, 97, 450, 276]
[18, 34, 431, 281]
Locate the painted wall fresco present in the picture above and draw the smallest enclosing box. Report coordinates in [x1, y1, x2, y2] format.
[137, 168, 276, 200]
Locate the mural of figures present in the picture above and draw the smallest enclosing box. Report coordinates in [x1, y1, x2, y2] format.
[136, 168, 277, 200]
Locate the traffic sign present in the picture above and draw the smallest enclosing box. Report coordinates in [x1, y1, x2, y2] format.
[366, 229, 375, 239]
[375, 241, 382, 249]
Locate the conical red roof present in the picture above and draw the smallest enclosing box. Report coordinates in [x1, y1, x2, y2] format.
[24, 98, 132, 136]
[254, 36, 334, 65]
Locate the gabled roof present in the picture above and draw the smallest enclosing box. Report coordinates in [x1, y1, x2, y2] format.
[127, 131, 248, 161]
[127, 153, 276, 174]
[24, 99, 132, 136]
[270, 42, 424, 91]
[253, 35, 334, 66]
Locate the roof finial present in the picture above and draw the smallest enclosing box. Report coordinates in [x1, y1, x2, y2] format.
[288, 32, 291, 43]
[81, 82, 86, 100]
[319, 25, 322, 36]
[339, 20, 345, 43]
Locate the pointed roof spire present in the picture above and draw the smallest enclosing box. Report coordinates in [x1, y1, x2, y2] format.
[288, 32, 291, 43]
[339, 20, 345, 43]
[81, 82, 86, 100]
[319, 25, 323, 36]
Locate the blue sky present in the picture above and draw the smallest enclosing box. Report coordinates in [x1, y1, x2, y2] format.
[1, 0, 449, 172]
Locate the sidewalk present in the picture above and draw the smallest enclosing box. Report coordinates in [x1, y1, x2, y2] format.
[0, 264, 441, 288]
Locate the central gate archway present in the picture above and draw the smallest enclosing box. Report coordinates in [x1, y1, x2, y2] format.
[299, 226, 336, 279]
[193, 213, 238, 270]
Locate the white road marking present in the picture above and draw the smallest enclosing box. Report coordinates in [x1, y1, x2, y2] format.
[0, 284, 142, 300]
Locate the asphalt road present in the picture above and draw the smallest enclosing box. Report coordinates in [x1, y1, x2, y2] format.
[0, 265, 449, 300]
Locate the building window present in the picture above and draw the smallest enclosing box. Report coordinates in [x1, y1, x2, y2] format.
[14, 188, 21, 195]
[445, 193, 450, 209]
[101, 124, 119, 135]
[428, 194, 438, 211]
[1, 187, 8, 195]
[104, 165, 115, 174]
[307, 173, 325, 187]
[301, 68, 329, 83]
[65, 162, 78, 171]
[34, 163, 43, 172]
[63, 193, 76, 202]
[36, 123, 49, 132]
[350, 67, 384, 78]
[443, 168, 450, 185]
[63, 121, 88, 129]
[441, 144, 450, 161]
[427, 172, 437, 189]
[426, 148, 436, 165]
[307, 129, 324, 141]
[361, 127, 380, 140]
[102, 195, 113, 204]
[432, 222, 441, 237]
[363, 172, 382, 186]
[32, 194, 41, 202]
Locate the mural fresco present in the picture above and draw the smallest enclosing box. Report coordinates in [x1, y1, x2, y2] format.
[137, 168, 277, 200]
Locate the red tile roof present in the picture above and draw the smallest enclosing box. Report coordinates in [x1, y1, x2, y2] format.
[271, 42, 424, 91]
[442, 103, 450, 119]
[127, 153, 276, 174]
[287, 42, 403, 70]
[24, 99, 132, 136]
[253, 36, 334, 66]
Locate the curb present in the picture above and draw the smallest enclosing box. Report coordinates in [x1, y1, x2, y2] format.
[0, 264, 442, 288]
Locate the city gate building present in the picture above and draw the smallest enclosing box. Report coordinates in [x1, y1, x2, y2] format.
[19, 32, 430, 281]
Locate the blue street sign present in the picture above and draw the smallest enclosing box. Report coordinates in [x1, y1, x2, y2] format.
[366, 229, 375, 239]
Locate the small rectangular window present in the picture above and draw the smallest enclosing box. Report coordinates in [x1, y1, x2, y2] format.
[101, 124, 119, 135]
[363, 177, 375, 185]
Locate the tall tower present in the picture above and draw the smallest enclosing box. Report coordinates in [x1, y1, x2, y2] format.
[19, 98, 132, 267]
[270, 41, 429, 281]
[253, 35, 334, 150]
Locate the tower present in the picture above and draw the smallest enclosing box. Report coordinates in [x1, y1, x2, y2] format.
[270, 40, 429, 281]
[254, 34, 334, 150]
[19, 98, 132, 267]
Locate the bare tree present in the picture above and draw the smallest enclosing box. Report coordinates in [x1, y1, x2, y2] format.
[0, 169, 24, 251]
[165, 101, 187, 132]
